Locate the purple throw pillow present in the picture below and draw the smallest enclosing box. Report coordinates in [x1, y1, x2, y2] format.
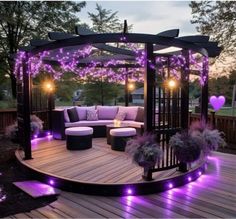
[87, 109, 98, 121]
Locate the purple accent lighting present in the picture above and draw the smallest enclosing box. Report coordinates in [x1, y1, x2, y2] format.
[168, 183, 173, 189]
[188, 177, 192, 182]
[49, 180, 54, 185]
[33, 134, 38, 139]
[47, 131, 51, 136]
[198, 171, 202, 176]
[127, 188, 133, 195]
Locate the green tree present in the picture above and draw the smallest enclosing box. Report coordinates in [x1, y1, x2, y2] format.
[83, 79, 123, 106]
[88, 3, 132, 33]
[189, 79, 201, 99]
[190, 1, 236, 69]
[208, 75, 233, 105]
[0, 1, 86, 98]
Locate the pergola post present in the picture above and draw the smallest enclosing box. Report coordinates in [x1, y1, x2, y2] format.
[181, 50, 190, 129]
[22, 52, 32, 160]
[125, 72, 129, 106]
[201, 56, 209, 123]
[144, 43, 155, 132]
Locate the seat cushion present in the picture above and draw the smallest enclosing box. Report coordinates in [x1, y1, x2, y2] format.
[110, 128, 136, 137]
[97, 106, 118, 120]
[122, 120, 144, 128]
[65, 120, 114, 128]
[65, 127, 93, 136]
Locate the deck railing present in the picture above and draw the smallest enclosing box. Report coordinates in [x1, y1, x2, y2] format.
[189, 112, 236, 146]
[0, 109, 49, 134]
[0, 109, 235, 146]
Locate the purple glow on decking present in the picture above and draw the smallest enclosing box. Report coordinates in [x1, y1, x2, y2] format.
[126, 188, 133, 195]
[168, 183, 173, 189]
[49, 180, 55, 185]
[33, 134, 38, 139]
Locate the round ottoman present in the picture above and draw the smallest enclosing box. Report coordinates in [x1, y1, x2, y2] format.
[65, 127, 93, 150]
[110, 128, 136, 151]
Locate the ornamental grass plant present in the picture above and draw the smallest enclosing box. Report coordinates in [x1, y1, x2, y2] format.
[170, 120, 226, 165]
[126, 132, 163, 168]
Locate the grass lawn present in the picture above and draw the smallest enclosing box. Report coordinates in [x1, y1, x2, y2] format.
[190, 106, 236, 117]
[215, 107, 236, 116]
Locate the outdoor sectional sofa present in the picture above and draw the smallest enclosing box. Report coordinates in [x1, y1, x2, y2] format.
[52, 105, 144, 140]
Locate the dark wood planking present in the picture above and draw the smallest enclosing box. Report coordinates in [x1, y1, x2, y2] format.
[12, 150, 236, 218]
[20, 138, 182, 184]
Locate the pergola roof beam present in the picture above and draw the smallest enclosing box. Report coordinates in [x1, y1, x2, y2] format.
[30, 33, 209, 56]
[156, 29, 179, 38]
[30, 39, 52, 47]
[178, 35, 210, 43]
[76, 26, 136, 56]
[48, 32, 77, 40]
[78, 54, 135, 63]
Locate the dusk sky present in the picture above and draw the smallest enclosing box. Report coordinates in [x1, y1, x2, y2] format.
[79, 1, 198, 36]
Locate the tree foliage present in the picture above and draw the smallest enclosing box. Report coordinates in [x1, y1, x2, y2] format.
[209, 70, 236, 104]
[190, 1, 236, 70]
[0, 1, 86, 97]
[83, 79, 123, 106]
[88, 3, 132, 33]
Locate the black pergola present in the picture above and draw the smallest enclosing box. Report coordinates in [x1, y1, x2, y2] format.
[15, 23, 221, 162]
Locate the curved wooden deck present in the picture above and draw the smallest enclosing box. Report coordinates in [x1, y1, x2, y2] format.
[17, 137, 179, 184]
[16, 136, 204, 195]
[12, 151, 236, 218]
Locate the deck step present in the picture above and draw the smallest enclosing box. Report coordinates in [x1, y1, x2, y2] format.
[13, 180, 60, 198]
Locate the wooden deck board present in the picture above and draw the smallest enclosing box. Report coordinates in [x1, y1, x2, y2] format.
[11, 151, 236, 218]
[20, 138, 176, 183]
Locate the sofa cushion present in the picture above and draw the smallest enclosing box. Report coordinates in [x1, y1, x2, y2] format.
[87, 109, 98, 121]
[135, 107, 144, 122]
[64, 109, 70, 122]
[118, 106, 139, 120]
[75, 106, 95, 121]
[122, 120, 144, 128]
[115, 111, 126, 121]
[67, 107, 79, 122]
[65, 120, 114, 128]
[97, 106, 118, 120]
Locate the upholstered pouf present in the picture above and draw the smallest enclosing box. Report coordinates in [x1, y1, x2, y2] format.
[65, 127, 93, 150]
[110, 128, 136, 151]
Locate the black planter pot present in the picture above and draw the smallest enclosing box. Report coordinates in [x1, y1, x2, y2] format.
[178, 162, 188, 172]
[142, 166, 154, 181]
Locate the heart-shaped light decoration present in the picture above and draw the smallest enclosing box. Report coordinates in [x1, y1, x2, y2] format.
[209, 95, 225, 111]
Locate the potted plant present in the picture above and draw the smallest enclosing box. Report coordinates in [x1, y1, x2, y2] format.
[126, 132, 163, 181]
[170, 120, 226, 172]
[169, 131, 203, 172]
[5, 115, 44, 143]
[190, 120, 226, 156]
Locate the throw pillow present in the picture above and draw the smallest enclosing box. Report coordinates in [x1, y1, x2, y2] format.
[87, 109, 98, 121]
[67, 107, 79, 122]
[135, 107, 144, 122]
[115, 111, 126, 121]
